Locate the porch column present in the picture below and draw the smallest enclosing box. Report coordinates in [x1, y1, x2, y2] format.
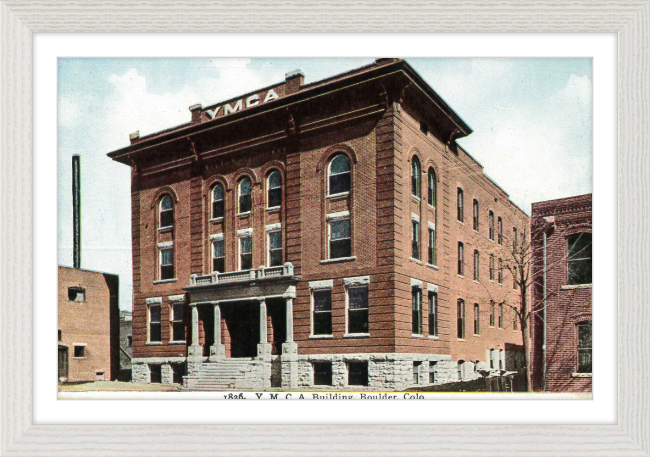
[257, 298, 271, 359]
[188, 303, 202, 359]
[209, 302, 225, 360]
[285, 298, 294, 343]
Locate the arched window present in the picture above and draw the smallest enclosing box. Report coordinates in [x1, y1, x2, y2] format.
[427, 167, 436, 206]
[267, 170, 282, 209]
[238, 177, 252, 214]
[488, 210, 495, 240]
[457, 188, 464, 222]
[497, 217, 503, 245]
[328, 154, 351, 195]
[458, 242, 464, 276]
[159, 195, 173, 228]
[211, 183, 224, 219]
[473, 199, 479, 231]
[411, 156, 420, 198]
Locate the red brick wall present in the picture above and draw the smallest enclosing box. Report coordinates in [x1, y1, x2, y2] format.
[58, 266, 119, 381]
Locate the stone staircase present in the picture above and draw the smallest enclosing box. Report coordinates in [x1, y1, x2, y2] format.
[183, 358, 271, 391]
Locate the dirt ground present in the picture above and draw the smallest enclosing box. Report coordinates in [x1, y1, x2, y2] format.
[58, 381, 182, 392]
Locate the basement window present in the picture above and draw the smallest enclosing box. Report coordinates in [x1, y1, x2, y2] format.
[313, 362, 333, 386]
[348, 361, 369, 386]
[150, 364, 162, 384]
[68, 286, 86, 302]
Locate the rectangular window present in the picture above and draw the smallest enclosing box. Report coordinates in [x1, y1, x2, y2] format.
[473, 199, 479, 231]
[160, 248, 174, 280]
[513, 227, 518, 250]
[474, 303, 480, 335]
[348, 361, 369, 386]
[212, 239, 225, 273]
[412, 286, 421, 335]
[412, 220, 420, 259]
[348, 286, 369, 334]
[73, 345, 85, 358]
[457, 300, 465, 339]
[239, 236, 252, 270]
[329, 219, 351, 259]
[150, 364, 162, 384]
[473, 250, 479, 281]
[498, 217, 503, 245]
[67, 286, 86, 302]
[429, 362, 437, 384]
[127, 335, 133, 347]
[58, 329, 62, 341]
[268, 231, 283, 267]
[489, 212, 495, 240]
[171, 303, 185, 342]
[172, 363, 185, 384]
[576, 321, 592, 373]
[313, 362, 333, 386]
[498, 258, 503, 284]
[428, 228, 436, 265]
[149, 304, 161, 342]
[490, 300, 496, 327]
[457, 242, 464, 276]
[498, 302, 504, 329]
[313, 289, 332, 335]
[489, 255, 495, 281]
[428, 292, 438, 337]
[413, 361, 421, 384]
[457, 188, 464, 222]
[567, 233, 592, 285]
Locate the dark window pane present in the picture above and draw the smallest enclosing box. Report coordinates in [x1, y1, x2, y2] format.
[313, 313, 332, 335]
[269, 231, 282, 250]
[74, 346, 85, 357]
[213, 257, 225, 273]
[240, 236, 252, 254]
[172, 364, 185, 384]
[239, 194, 252, 213]
[313, 362, 333, 385]
[412, 288, 421, 334]
[270, 250, 282, 267]
[330, 219, 350, 240]
[240, 254, 252, 270]
[349, 309, 368, 334]
[412, 221, 419, 259]
[212, 184, 224, 201]
[212, 200, 224, 219]
[160, 196, 172, 211]
[268, 187, 282, 208]
[239, 178, 251, 195]
[348, 361, 368, 386]
[412, 310, 420, 334]
[330, 155, 350, 174]
[429, 292, 437, 336]
[150, 323, 161, 342]
[161, 264, 174, 280]
[172, 303, 184, 321]
[150, 305, 161, 323]
[329, 173, 351, 195]
[160, 210, 173, 228]
[172, 322, 185, 341]
[568, 233, 592, 284]
[348, 287, 368, 309]
[150, 365, 162, 383]
[268, 171, 282, 188]
[213, 239, 225, 258]
[330, 239, 351, 259]
[314, 290, 332, 312]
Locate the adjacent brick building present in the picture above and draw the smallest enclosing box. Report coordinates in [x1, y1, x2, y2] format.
[530, 194, 592, 392]
[108, 58, 528, 390]
[58, 266, 120, 382]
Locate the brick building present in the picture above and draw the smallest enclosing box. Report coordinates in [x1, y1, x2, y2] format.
[107, 58, 528, 390]
[530, 194, 592, 392]
[58, 266, 120, 382]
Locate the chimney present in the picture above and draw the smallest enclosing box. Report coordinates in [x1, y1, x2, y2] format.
[72, 154, 81, 269]
[189, 104, 203, 124]
[129, 130, 140, 144]
[285, 69, 304, 95]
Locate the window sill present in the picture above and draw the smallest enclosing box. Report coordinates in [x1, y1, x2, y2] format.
[409, 257, 423, 265]
[146, 342, 163, 346]
[457, 275, 465, 279]
[412, 334, 424, 338]
[571, 372, 592, 378]
[457, 220, 464, 225]
[169, 341, 186, 345]
[561, 284, 593, 290]
[473, 280, 480, 284]
[457, 338, 466, 342]
[237, 211, 251, 217]
[498, 283, 504, 287]
[473, 334, 480, 337]
[411, 195, 421, 202]
[427, 204, 435, 211]
[73, 357, 86, 359]
[344, 333, 370, 338]
[327, 192, 349, 199]
[426, 263, 439, 270]
[266, 206, 281, 212]
[153, 278, 178, 284]
[321, 256, 356, 264]
[427, 335, 439, 340]
[309, 335, 334, 339]
[158, 226, 173, 232]
[209, 217, 224, 222]
[473, 230, 480, 235]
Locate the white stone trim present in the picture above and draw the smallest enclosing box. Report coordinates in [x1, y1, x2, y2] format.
[132, 357, 189, 364]
[411, 278, 423, 288]
[428, 221, 436, 230]
[427, 283, 439, 293]
[343, 275, 370, 286]
[72, 342, 87, 346]
[157, 241, 173, 249]
[411, 213, 420, 222]
[209, 232, 224, 241]
[145, 297, 162, 305]
[265, 222, 282, 232]
[309, 279, 333, 290]
[168, 294, 186, 303]
[326, 210, 349, 221]
[236, 228, 253, 237]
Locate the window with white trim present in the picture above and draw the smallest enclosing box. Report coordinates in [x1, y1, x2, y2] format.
[567, 233, 592, 285]
[171, 303, 185, 342]
[428, 167, 436, 207]
[268, 230, 283, 267]
[474, 303, 480, 335]
[267, 170, 282, 208]
[312, 289, 332, 335]
[576, 320, 592, 373]
[498, 216, 503, 245]
[457, 188, 464, 222]
[473, 199, 479, 231]
[328, 218, 351, 259]
[489, 254, 495, 281]
[159, 247, 174, 280]
[428, 291, 438, 337]
[412, 286, 422, 335]
[457, 299, 465, 339]
[473, 250, 479, 281]
[412, 219, 420, 260]
[428, 227, 436, 265]
[159, 195, 173, 228]
[347, 286, 369, 334]
[411, 156, 420, 198]
[328, 154, 351, 195]
[489, 211, 495, 240]
[212, 239, 225, 273]
[239, 235, 252, 270]
[490, 300, 496, 327]
[457, 242, 464, 276]
[211, 183, 224, 219]
[238, 177, 252, 214]
[149, 303, 161, 342]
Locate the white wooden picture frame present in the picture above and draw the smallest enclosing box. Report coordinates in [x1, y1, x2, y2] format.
[1, 1, 648, 455]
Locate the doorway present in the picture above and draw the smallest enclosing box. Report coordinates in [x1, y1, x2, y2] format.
[58, 345, 68, 380]
[223, 302, 259, 358]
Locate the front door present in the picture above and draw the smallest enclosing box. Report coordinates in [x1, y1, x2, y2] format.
[58, 346, 68, 380]
[226, 302, 259, 358]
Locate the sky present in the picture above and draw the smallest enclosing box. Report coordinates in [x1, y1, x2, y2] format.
[58, 57, 592, 311]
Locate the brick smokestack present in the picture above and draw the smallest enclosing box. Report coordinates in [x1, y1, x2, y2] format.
[72, 154, 81, 269]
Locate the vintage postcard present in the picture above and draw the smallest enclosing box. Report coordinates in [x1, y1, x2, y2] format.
[57, 58, 592, 397]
